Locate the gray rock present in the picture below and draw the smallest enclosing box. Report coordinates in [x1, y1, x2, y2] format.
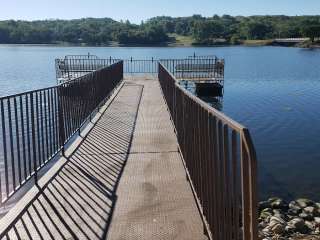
[259, 221, 268, 229]
[270, 216, 286, 225]
[305, 220, 315, 231]
[269, 197, 288, 210]
[299, 211, 314, 221]
[315, 217, 320, 224]
[285, 224, 295, 233]
[296, 198, 314, 208]
[304, 206, 316, 214]
[289, 201, 300, 209]
[288, 218, 305, 229]
[260, 210, 272, 220]
[262, 226, 271, 235]
[259, 200, 271, 210]
[288, 208, 301, 216]
[287, 218, 310, 234]
[270, 223, 285, 234]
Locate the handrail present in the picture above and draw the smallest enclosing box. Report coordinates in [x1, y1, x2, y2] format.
[158, 62, 258, 240]
[160, 58, 224, 81]
[0, 61, 123, 204]
[56, 56, 225, 82]
[55, 58, 119, 83]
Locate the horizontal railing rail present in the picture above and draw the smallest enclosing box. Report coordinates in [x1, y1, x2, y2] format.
[0, 61, 123, 204]
[158, 63, 257, 240]
[56, 56, 225, 85]
[56, 58, 159, 83]
[188, 54, 218, 59]
[64, 54, 99, 60]
[160, 58, 224, 82]
[121, 58, 158, 74]
[55, 58, 118, 83]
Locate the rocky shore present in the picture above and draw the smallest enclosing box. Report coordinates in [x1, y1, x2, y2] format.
[259, 198, 320, 239]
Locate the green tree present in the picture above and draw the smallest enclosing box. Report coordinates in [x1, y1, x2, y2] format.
[244, 21, 273, 40]
[301, 25, 320, 42]
[192, 20, 224, 42]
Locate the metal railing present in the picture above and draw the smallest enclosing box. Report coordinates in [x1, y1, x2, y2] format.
[55, 58, 118, 83]
[0, 61, 123, 204]
[56, 55, 224, 85]
[64, 54, 99, 60]
[122, 58, 158, 74]
[158, 63, 257, 240]
[161, 58, 224, 82]
[56, 57, 159, 83]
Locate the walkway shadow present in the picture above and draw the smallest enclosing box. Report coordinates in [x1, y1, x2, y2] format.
[0, 83, 143, 240]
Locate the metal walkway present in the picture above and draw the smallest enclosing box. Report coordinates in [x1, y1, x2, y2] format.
[0, 76, 207, 240]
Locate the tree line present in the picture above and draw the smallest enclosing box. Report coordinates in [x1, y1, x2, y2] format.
[0, 15, 319, 45]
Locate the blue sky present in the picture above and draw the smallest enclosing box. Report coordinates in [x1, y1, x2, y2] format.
[1, 0, 319, 23]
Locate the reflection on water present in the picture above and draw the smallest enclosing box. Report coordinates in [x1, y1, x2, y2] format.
[199, 96, 223, 111]
[179, 80, 224, 111]
[1, 46, 320, 200]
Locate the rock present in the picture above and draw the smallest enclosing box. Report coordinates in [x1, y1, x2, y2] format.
[288, 209, 302, 216]
[304, 206, 320, 217]
[288, 218, 305, 229]
[270, 216, 286, 225]
[285, 224, 295, 233]
[258, 198, 320, 238]
[305, 220, 315, 231]
[289, 200, 300, 209]
[270, 223, 285, 234]
[273, 209, 289, 221]
[260, 210, 272, 220]
[288, 208, 301, 216]
[259, 200, 271, 210]
[287, 217, 310, 234]
[299, 211, 314, 221]
[268, 215, 286, 234]
[296, 198, 314, 208]
[269, 197, 288, 210]
[262, 226, 271, 235]
[286, 214, 295, 221]
[259, 221, 268, 229]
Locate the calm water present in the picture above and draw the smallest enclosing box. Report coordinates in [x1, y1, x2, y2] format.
[0, 45, 320, 200]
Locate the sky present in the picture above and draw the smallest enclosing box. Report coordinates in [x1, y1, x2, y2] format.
[0, 0, 319, 23]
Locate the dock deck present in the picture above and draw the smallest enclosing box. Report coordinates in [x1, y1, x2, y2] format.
[0, 75, 207, 240]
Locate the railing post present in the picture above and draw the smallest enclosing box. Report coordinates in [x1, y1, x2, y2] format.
[57, 87, 66, 157]
[30, 92, 38, 184]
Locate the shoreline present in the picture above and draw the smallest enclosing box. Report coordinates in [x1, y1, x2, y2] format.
[1, 41, 320, 49]
[259, 197, 320, 239]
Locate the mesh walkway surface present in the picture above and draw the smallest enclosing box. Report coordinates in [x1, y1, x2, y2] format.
[0, 76, 207, 240]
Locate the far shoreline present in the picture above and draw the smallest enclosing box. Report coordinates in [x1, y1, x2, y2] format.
[0, 41, 319, 49]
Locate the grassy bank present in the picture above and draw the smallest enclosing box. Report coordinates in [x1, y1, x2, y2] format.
[242, 39, 274, 46]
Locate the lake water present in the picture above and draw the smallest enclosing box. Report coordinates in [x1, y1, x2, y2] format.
[0, 45, 320, 200]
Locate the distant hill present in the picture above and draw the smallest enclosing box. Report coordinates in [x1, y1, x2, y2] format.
[0, 15, 319, 46]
